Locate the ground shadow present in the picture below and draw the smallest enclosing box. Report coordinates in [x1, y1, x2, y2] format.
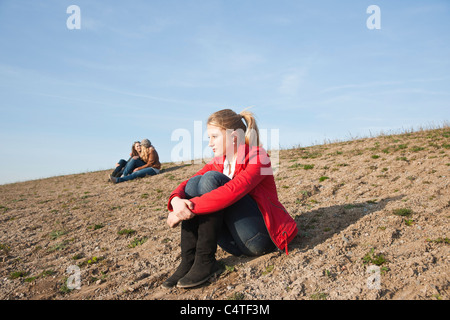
[174, 195, 406, 290]
[159, 164, 192, 174]
[289, 194, 406, 252]
[220, 194, 405, 267]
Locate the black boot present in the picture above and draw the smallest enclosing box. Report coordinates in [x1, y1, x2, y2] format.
[162, 218, 198, 289]
[177, 212, 224, 288]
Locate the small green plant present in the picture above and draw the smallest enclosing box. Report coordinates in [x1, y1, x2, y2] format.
[310, 292, 327, 300]
[362, 248, 386, 266]
[301, 151, 322, 159]
[336, 163, 349, 167]
[225, 265, 236, 273]
[40, 270, 56, 277]
[288, 163, 303, 169]
[87, 256, 102, 264]
[24, 270, 56, 282]
[303, 164, 315, 170]
[50, 230, 67, 240]
[319, 176, 329, 182]
[59, 277, 72, 294]
[228, 292, 245, 300]
[0, 243, 10, 255]
[47, 240, 70, 252]
[426, 237, 449, 244]
[262, 265, 274, 275]
[411, 146, 424, 152]
[393, 208, 413, 217]
[89, 224, 104, 230]
[141, 193, 149, 199]
[371, 155, 380, 159]
[118, 228, 136, 236]
[404, 219, 415, 226]
[10, 270, 28, 279]
[432, 294, 443, 300]
[128, 236, 148, 248]
[72, 253, 83, 260]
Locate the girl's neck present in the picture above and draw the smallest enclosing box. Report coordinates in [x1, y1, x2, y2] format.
[227, 145, 238, 161]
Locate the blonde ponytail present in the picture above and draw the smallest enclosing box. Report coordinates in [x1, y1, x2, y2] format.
[239, 110, 260, 147]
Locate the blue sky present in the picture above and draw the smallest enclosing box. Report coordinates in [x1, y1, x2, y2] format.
[0, 0, 449, 185]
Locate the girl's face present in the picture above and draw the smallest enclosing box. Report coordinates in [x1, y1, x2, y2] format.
[135, 143, 141, 152]
[207, 124, 235, 158]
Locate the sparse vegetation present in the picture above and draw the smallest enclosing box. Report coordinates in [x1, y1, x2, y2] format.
[128, 236, 148, 248]
[426, 237, 449, 244]
[228, 292, 245, 300]
[0, 124, 449, 300]
[362, 248, 387, 266]
[0, 243, 10, 255]
[393, 208, 413, 217]
[262, 265, 274, 275]
[50, 230, 67, 240]
[10, 270, 28, 279]
[310, 292, 327, 300]
[118, 228, 136, 236]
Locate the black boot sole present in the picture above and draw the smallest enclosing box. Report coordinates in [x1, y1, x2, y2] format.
[176, 263, 224, 289]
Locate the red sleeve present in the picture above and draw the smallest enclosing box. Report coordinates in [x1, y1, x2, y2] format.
[167, 160, 217, 211]
[189, 148, 272, 214]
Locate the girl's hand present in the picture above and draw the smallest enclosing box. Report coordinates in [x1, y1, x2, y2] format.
[167, 211, 181, 228]
[171, 197, 195, 222]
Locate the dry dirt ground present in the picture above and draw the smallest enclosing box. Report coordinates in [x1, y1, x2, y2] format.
[1, 127, 449, 300]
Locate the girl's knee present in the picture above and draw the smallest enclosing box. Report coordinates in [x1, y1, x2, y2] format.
[198, 171, 229, 194]
[185, 175, 202, 198]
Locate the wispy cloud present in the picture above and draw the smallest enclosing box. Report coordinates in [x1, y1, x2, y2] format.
[278, 72, 305, 96]
[320, 80, 402, 93]
[321, 77, 450, 94]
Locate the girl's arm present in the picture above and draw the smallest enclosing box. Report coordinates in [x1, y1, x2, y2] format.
[167, 160, 217, 211]
[189, 148, 271, 214]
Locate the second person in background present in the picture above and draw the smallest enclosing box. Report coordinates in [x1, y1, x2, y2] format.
[110, 138, 161, 183]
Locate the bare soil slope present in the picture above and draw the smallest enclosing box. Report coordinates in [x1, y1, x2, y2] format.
[1, 127, 449, 300]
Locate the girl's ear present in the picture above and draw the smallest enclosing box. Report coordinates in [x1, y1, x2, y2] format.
[230, 130, 238, 144]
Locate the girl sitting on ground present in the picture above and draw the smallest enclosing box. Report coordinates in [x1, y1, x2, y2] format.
[110, 141, 141, 178]
[163, 109, 298, 289]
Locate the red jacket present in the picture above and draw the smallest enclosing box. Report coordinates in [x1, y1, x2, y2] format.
[168, 144, 298, 254]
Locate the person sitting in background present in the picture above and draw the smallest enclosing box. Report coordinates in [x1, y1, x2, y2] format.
[110, 141, 141, 178]
[110, 138, 161, 183]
